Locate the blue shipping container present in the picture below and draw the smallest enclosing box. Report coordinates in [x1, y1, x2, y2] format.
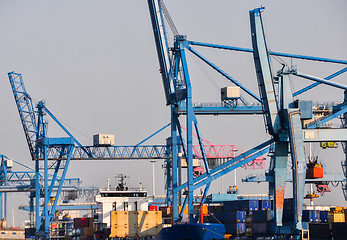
[260, 199, 271, 210]
[224, 200, 259, 211]
[319, 211, 328, 223]
[302, 210, 320, 223]
[225, 223, 245, 235]
[223, 211, 246, 223]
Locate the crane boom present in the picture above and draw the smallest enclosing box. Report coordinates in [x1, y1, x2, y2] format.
[8, 72, 38, 159]
[250, 8, 281, 135]
[147, 0, 173, 105]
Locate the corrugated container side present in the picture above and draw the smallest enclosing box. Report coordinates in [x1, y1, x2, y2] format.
[303, 210, 320, 223]
[208, 205, 223, 214]
[328, 213, 345, 223]
[73, 218, 82, 229]
[250, 210, 268, 223]
[251, 222, 267, 235]
[209, 212, 224, 224]
[319, 211, 329, 223]
[223, 211, 246, 224]
[331, 222, 347, 240]
[224, 223, 245, 235]
[282, 210, 294, 222]
[309, 223, 330, 240]
[224, 200, 259, 211]
[260, 199, 271, 210]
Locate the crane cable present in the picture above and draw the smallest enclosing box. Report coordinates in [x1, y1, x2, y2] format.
[159, 0, 179, 36]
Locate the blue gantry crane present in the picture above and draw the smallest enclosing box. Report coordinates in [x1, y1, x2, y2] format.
[148, 1, 347, 237]
[0, 154, 97, 230]
[7, 72, 171, 238]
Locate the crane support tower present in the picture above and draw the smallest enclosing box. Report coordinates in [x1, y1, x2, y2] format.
[148, 1, 347, 237]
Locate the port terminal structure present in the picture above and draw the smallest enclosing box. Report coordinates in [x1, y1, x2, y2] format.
[0, 154, 98, 230]
[148, 0, 347, 237]
[7, 72, 242, 238]
[5, 2, 347, 239]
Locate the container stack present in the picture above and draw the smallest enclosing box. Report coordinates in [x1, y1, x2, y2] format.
[68, 217, 94, 240]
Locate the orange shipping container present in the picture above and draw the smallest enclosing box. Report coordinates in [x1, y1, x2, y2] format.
[306, 165, 323, 179]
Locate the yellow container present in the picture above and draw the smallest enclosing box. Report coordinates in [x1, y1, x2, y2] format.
[193, 204, 208, 216]
[328, 213, 345, 223]
[178, 206, 189, 215]
[110, 211, 162, 238]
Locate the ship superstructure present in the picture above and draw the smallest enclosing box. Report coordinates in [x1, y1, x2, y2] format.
[95, 174, 151, 227]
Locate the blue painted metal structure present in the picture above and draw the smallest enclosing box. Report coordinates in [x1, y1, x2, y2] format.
[7, 72, 171, 238]
[148, 2, 347, 237]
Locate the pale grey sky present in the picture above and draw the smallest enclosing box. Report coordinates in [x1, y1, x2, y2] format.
[0, 0, 346, 226]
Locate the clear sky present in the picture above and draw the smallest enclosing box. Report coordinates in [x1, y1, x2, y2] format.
[0, 0, 346, 226]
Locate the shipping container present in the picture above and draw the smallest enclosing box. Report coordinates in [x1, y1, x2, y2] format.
[249, 210, 268, 223]
[302, 210, 320, 223]
[282, 209, 294, 222]
[110, 211, 162, 238]
[159, 206, 172, 217]
[309, 223, 330, 240]
[223, 200, 259, 211]
[328, 212, 345, 223]
[224, 223, 245, 235]
[319, 211, 328, 223]
[306, 164, 323, 179]
[251, 222, 267, 235]
[223, 211, 246, 224]
[331, 222, 347, 240]
[259, 199, 271, 210]
[74, 218, 82, 229]
[245, 222, 267, 236]
[209, 212, 224, 224]
[208, 205, 223, 214]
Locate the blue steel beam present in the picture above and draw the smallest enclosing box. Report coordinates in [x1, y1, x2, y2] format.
[174, 139, 274, 192]
[294, 72, 347, 91]
[20, 204, 99, 211]
[8, 72, 38, 159]
[187, 46, 262, 103]
[188, 41, 347, 65]
[294, 67, 347, 96]
[307, 106, 347, 129]
[243, 174, 346, 183]
[303, 128, 347, 142]
[178, 105, 263, 115]
[179, 38, 195, 223]
[38, 145, 169, 160]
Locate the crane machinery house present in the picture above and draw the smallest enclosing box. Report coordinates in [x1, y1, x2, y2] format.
[93, 134, 115, 146]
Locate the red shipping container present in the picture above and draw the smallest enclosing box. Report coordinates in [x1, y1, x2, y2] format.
[74, 218, 82, 228]
[81, 217, 89, 227]
[149, 205, 158, 211]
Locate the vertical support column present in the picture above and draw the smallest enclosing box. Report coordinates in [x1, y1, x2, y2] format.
[44, 143, 49, 237]
[272, 142, 289, 227]
[287, 109, 306, 230]
[171, 106, 179, 221]
[35, 160, 40, 233]
[342, 91, 347, 199]
[179, 39, 195, 223]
